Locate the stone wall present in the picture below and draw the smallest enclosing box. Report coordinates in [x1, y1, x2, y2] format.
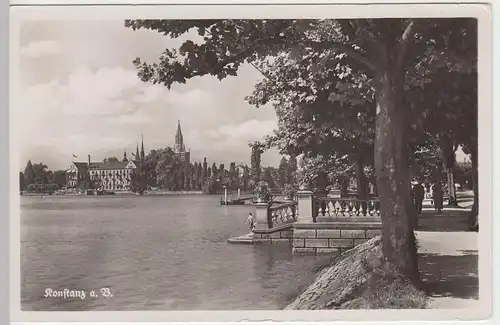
[292, 220, 382, 255]
[253, 224, 294, 244]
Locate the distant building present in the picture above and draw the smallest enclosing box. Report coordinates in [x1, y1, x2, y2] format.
[174, 120, 190, 165]
[66, 137, 146, 192]
[66, 158, 138, 192]
[66, 162, 89, 188]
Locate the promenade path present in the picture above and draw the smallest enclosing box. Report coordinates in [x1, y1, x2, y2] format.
[415, 191, 479, 309]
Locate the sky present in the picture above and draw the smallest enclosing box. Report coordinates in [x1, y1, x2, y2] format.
[17, 20, 470, 172]
[18, 21, 280, 171]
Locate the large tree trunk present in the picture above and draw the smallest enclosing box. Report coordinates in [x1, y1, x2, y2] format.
[374, 66, 420, 285]
[440, 139, 458, 206]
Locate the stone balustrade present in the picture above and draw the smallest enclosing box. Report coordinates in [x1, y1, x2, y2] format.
[268, 201, 297, 228]
[237, 189, 382, 254]
[315, 197, 381, 219]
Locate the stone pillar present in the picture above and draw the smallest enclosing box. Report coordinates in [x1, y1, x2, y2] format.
[237, 188, 241, 199]
[224, 187, 228, 202]
[253, 202, 270, 231]
[297, 190, 314, 223]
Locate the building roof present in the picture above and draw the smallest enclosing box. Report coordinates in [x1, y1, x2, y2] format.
[89, 161, 137, 170]
[73, 162, 88, 169]
[69, 161, 137, 171]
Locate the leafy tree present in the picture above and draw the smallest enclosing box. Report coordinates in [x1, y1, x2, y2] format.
[218, 164, 225, 182]
[32, 163, 50, 184]
[192, 162, 199, 189]
[197, 162, 203, 190]
[103, 157, 120, 163]
[125, 18, 476, 284]
[211, 163, 217, 181]
[19, 172, 25, 190]
[156, 147, 183, 190]
[51, 170, 67, 188]
[23, 160, 36, 186]
[242, 164, 250, 191]
[202, 158, 208, 183]
[454, 161, 473, 190]
[249, 141, 264, 182]
[202, 178, 214, 194]
[262, 166, 276, 189]
[184, 163, 191, 190]
[229, 162, 237, 190]
[278, 157, 289, 188]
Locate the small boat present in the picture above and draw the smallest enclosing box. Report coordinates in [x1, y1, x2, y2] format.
[220, 198, 246, 206]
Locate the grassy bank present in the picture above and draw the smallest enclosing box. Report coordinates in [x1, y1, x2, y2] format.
[286, 236, 428, 310]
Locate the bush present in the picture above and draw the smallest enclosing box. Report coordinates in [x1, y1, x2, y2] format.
[253, 180, 271, 202]
[282, 184, 297, 199]
[25, 182, 60, 193]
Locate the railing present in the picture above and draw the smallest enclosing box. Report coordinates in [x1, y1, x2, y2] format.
[268, 201, 297, 228]
[315, 197, 381, 218]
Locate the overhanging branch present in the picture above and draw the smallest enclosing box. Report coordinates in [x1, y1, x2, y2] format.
[305, 40, 376, 72]
[396, 19, 416, 68]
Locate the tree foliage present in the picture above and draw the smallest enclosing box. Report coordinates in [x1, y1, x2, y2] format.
[103, 157, 120, 164]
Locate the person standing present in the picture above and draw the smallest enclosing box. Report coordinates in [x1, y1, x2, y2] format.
[413, 181, 425, 214]
[246, 212, 255, 232]
[433, 181, 444, 213]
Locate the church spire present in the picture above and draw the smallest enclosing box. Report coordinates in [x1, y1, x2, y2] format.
[135, 143, 140, 162]
[140, 133, 145, 161]
[174, 120, 185, 153]
[123, 149, 128, 162]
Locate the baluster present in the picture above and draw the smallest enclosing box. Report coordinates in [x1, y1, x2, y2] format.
[355, 200, 361, 216]
[341, 200, 347, 217]
[348, 201, 354, 217]
[317, 205, 324, 219]
[334, 200, 341, 217]
[360, 200, 366, 216]
[327, 201, 335, 217]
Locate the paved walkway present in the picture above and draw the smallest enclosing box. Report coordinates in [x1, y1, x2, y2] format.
[415, 192, 478, 309]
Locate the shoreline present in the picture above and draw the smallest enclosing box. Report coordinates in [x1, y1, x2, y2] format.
[20, 191, 206, 197]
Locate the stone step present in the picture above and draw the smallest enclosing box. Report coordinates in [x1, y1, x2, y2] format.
[227, 233, 254, 244]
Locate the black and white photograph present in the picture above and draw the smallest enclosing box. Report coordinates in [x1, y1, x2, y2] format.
[11, 2, 492, 322]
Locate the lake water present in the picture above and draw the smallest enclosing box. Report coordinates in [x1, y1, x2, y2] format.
[21, 195, 333, 311]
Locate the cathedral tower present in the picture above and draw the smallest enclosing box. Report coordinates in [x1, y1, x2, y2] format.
[174, 120, 190, 164]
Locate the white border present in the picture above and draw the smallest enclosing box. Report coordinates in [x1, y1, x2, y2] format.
[9, 2, 493, 322]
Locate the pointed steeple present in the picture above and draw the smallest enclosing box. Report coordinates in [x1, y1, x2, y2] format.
[123, 149, 128, 162]
[135, 143, 140, 162]
[174, 120, 185, 153]
[140, 133, 145, 161]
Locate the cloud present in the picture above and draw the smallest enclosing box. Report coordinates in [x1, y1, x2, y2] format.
[22, 66, 154, 119]
[19, 63, 281, 170]
[208, 119, 276, 142]
[21, 40, 61, 58]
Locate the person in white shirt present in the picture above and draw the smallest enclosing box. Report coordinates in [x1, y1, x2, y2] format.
[246, 213, 254, 232]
